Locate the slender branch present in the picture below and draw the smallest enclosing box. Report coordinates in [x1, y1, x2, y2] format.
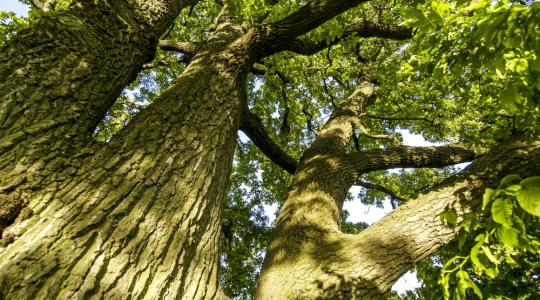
[302, 107, 319, 137]
[356, 122, 399, 143]
[122, 101, 148, 110]
[216, 0, 238, 24]
[250, 64, 267, 75]
[239, 109, 298, 174]
[355, 179, 406, 206]
[142, 60, 170, 70]
[281, 21, 412, 56]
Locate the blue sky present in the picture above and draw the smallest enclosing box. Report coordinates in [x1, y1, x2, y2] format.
[0, 1, 29, 16]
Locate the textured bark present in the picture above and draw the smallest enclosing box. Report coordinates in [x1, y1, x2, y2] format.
[256, 81, 539, 299]
[0, 0, 195, 195]
[0, 17, 255, 300]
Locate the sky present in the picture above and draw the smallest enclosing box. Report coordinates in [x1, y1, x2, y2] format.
[0, 0, 28, 16]
[1, 0, 427, 294]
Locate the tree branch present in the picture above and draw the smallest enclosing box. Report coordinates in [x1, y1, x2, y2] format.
[355, 180, 406, 203]
[215, 0, 238, 24]
[158, 40, 198, 60]
[283, 21, 412, 56]
[356, 122, 399, 143]
[239, 109, 298, 174]
[341, 136, 540, 293]
[256, 0, 370, 57]
[363, 114, 430, 121]
[30, 0, 56, 12]
[347, 144, 481, 176]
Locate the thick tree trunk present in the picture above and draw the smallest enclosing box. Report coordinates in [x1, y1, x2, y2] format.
[0, 0, 195, 195]
[0, 19, 253, 299]
[256, 83, 540, 299]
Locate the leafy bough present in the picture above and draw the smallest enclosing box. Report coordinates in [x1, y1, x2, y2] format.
[440, 175, 540, 300]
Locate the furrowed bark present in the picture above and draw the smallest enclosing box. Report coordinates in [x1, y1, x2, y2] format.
[0, 19, 256, 300]
[257, 82, 377, 299]
[347, 144, 479, 175]
[0, 0, 197, 194]
[255, 81, 508, 299]
[256, 0, 370, 58]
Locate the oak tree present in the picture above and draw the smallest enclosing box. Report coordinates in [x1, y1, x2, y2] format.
[0, 0, 539, 299]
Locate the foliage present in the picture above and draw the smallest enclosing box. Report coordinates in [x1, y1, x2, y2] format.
[395, 0, 540, 298]
[0, 11, 28, 45]
[399, 0, 540, 144]
[435, 175, 540, 300]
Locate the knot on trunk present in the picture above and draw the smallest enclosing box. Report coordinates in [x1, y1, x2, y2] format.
[0, 194, 33, 247]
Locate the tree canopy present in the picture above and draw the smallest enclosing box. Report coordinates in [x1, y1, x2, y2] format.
[1, 0, 539, 299]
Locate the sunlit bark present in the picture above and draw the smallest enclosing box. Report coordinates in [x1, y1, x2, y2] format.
[256, 82, 540, 298]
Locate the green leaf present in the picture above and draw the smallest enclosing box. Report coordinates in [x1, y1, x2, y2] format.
[456, 270, 483, 299]
[484, 267, 498, 278]
[471, 240, 486, 271]
[498, 174, 521, 188]
[440, 273, 451, 299]
[481, 246, 499, 265]
[442, 255, 460, 271]
[516, 176, 540, 217]
[498, 225, 525, 248]
[441, 210, 458, 227]
[482, 188, 494, 210]
[500, 85, 519, 112]
[468, 277, 483, 299]
[505, 185, 521, 193]
[491, 198, 513, 226]
[456, 271, 467, 299]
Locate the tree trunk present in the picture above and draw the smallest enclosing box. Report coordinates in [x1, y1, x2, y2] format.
[256, 84, 540, 299]
[0, 19, 254, 299]
[0, 0, 195, 195]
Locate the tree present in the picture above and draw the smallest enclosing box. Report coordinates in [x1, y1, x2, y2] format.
[0, 0, 539, 299]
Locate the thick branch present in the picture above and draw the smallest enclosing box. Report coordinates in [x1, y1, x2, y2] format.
[285, 22, 412, 56]
[257, 0, 369, 57]
[30, 0, 56, 11]
[258, 135, 540, 298]
[363, 114, 430, 122]
[239, 109, 298, 174]
[158, 40, 198, 57]
[347, 144, 480, 176]
[341, 135, 540, 294]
